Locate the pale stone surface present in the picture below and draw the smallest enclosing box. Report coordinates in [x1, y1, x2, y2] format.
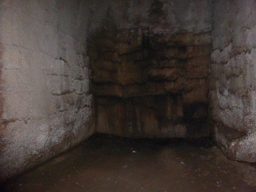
[0, 0, 93, 180]
[211, 0, 256, 162]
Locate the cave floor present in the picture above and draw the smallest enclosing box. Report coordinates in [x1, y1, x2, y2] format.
[1, 134, 256, 192]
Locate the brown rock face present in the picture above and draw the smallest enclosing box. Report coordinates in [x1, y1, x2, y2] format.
[147, 68, 181, 81]
[89, 26, 211, 138]
[95, 95, 208, 138]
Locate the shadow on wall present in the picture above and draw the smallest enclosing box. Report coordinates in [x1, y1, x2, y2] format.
[88, 3, 211, 138]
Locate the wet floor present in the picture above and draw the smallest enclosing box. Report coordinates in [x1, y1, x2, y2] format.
[1, 134, 256, 192]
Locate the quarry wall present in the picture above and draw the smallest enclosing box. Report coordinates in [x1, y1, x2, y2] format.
[211, 0, 256, 162]
[0, 0, 93, 180]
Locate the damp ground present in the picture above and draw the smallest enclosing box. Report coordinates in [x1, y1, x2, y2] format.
[1, 134, 256, 192]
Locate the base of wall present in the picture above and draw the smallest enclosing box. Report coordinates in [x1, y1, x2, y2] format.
[214, 122, 256, 162]
[0, 121, 95, 183]
[96, 95, 209, 138]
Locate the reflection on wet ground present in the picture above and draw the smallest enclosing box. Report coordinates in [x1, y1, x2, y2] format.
[1, 134, 256, 192]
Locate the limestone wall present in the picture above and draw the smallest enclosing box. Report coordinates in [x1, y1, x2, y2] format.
[211, 0, 256, 162]
[5, 0, 253, 181]
[89, 0, 212, 138]
[0, 0, 93, 180]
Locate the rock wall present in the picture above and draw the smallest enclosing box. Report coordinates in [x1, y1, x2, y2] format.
[5, 0, 253, 181]
[0, 0, 93, 180]
[90, 0, 212, 138]
[211, 0, 256, 162]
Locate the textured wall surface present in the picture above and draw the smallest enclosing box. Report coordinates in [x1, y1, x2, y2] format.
[87, 0, 152, 31]
[87, 0, 212, 33]
[211, 0, 256, 162]
[3, 0, 256, 182]
[89, 0, 212, 138]
[0, 0, 93, 180]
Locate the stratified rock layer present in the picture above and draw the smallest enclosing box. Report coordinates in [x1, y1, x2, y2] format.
[89, 27, 211, 138]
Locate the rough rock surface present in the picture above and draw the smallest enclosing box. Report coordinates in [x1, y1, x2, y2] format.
[0, 0, 94, 181]
[89, 0, 212, 138]
[5, 0, 256, 183]
[211, 0, 256, 162]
